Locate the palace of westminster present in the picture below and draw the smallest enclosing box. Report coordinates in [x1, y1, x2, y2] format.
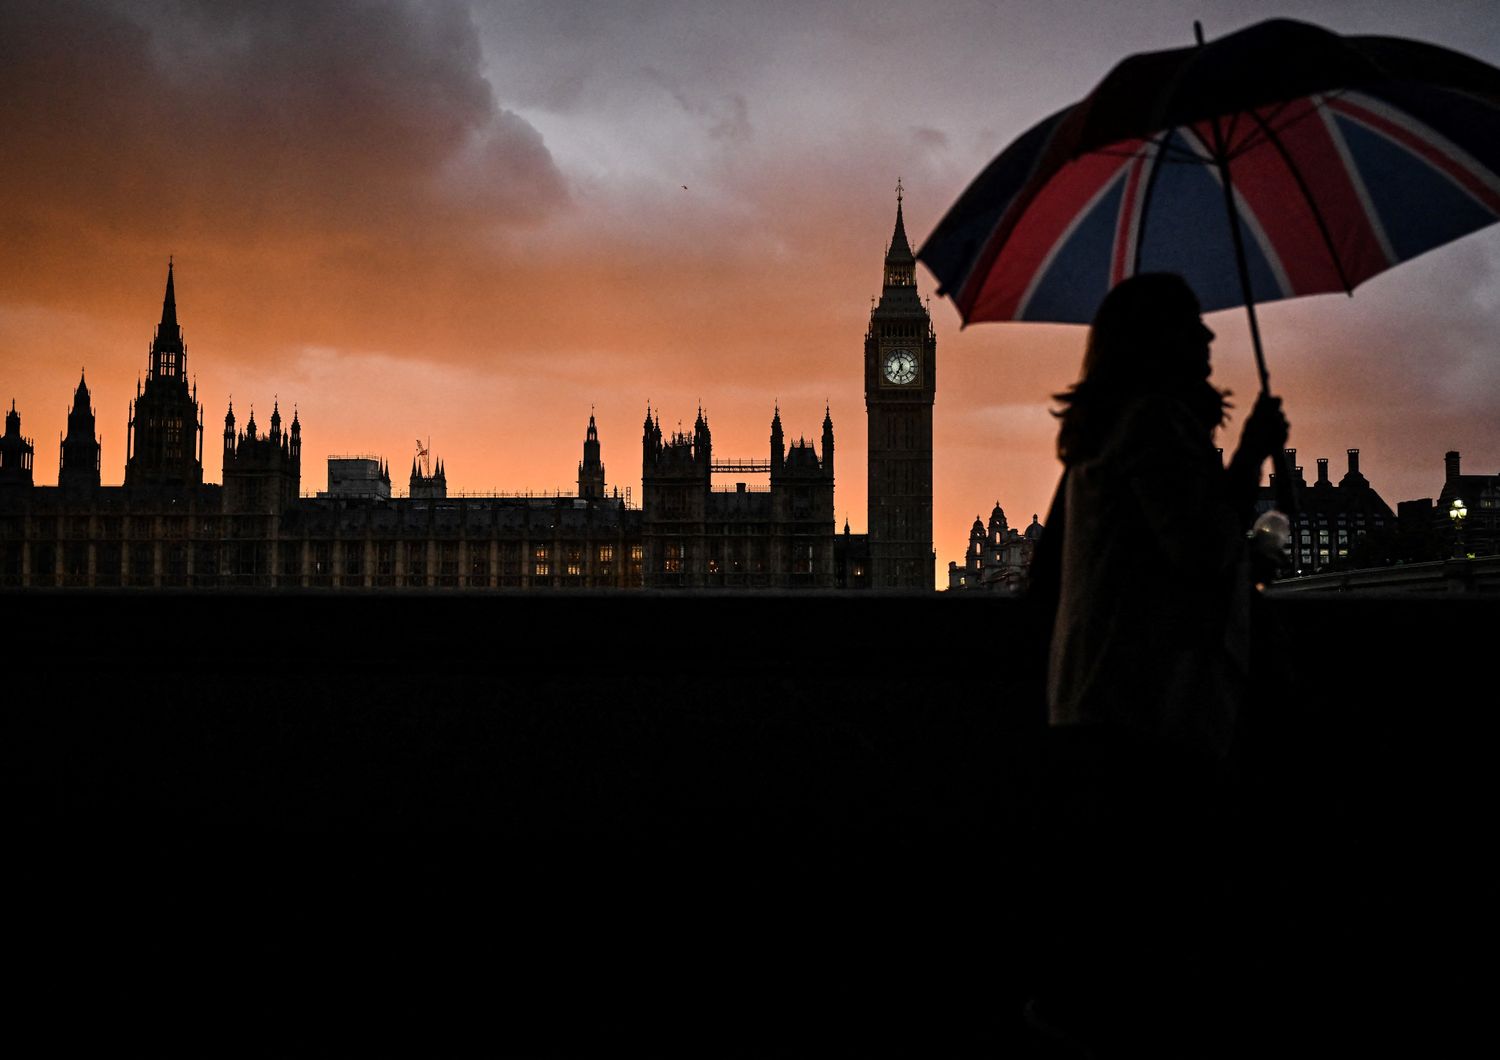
[0, 198, 943, 592]
[4, 194, 1489, 591]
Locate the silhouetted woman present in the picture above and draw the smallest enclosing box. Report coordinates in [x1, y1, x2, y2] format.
[1028, 273, 1287, 1055]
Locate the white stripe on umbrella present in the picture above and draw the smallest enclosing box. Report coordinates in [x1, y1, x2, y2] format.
[1014, 160, 1133, 321]
[1314, 93, 1399, 269]
[1176, 125, 1295, 301]
[1333, 91, 1500, 213]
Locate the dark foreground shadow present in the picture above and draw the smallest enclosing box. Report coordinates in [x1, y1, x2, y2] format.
[7, 591, 1492, 1055]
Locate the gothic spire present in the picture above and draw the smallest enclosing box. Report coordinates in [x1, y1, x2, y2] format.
[160, 257, 179, 335]
[886, 178, 914, 266]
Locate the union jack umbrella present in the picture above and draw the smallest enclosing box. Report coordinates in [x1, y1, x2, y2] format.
[918, 18, 1500, 392]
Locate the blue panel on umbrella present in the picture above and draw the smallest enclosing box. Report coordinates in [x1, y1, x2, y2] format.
[1021, 176, 1125, 322]
[1333, 113, 1497, 264]
[1136, 133, 1283, 313]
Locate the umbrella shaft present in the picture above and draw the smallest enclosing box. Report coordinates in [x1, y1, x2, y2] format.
[1210, 120, 1295, 514]
[1210, 130, 1272, 395]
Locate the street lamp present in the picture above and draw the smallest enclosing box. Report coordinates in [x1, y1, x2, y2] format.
[1449, 497, 1469, 559]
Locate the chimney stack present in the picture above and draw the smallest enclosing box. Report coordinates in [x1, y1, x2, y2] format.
[1348, 448, 1360, 476]
[1445, 450, 1461, 485]
[1317, 458, 1329, 486]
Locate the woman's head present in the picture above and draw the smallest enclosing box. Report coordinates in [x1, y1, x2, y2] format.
[1054, 274, 1227, 463]
[1082, 273, 1215, 387]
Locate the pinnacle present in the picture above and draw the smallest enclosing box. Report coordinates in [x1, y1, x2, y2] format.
[886, 185, 915, 265]
[160, 258, 178, 330]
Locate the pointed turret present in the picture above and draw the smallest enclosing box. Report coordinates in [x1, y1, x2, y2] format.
[149, 258, 186, 380]
[160, 257, 178, 332]
[693, 404, 711, 468]
[61, 369, 101, 491]
[580, 411, 605, 500]
[770, 403, 785, 476]
[127, 259, 203, 488]
[1, 399, 36, 488]
[821, 403, 834, 479]
[882, 179, 917, 290]
[221, 396, 301, 515]
[887, 182, 914, 264]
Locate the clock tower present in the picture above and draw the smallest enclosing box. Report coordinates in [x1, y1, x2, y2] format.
[865, 182, 935, 589]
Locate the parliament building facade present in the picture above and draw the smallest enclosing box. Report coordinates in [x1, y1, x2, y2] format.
[1, 199, 937, 591]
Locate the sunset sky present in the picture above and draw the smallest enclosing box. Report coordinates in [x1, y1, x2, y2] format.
[3, 0, 1498, 582]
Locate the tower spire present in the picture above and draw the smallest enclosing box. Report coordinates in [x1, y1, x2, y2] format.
[887, 180, 914, 266]
[160, 257, 178, 333]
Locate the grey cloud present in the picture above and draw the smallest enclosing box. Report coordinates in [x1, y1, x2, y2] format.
[641, 67, 753, 143]
[912, 127, 950, 150]
[0, 0, 568, 246]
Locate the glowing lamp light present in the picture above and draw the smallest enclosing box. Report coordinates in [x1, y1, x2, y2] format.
[1449, 498, 1470, 560]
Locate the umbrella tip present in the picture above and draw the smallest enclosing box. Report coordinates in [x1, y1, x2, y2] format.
[1193, 20, 1205, 46]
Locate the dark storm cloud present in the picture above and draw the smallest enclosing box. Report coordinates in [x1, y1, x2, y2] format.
[0, 0, 567, 250]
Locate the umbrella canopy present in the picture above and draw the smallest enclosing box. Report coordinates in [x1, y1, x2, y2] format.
[919, 19, 1500, 334]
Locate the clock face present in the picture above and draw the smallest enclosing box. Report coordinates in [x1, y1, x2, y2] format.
[884, 349, 918, 385]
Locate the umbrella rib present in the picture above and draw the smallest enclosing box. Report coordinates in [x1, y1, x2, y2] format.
[1131, 130, 1173, 275]
[1245, 106, 1356, 295]
[1224, 94, 1344, 163]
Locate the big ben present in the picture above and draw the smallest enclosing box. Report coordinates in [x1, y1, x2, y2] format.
[865, 182, 935, 589]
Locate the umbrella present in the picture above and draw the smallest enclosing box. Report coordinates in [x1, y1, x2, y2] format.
[918, 18, 1500, 394]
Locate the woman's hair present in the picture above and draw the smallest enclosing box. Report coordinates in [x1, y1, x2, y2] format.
[1055, 273, 1228, 464]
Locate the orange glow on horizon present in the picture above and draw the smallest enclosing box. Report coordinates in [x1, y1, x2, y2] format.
[3, 2, 1497, 587]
